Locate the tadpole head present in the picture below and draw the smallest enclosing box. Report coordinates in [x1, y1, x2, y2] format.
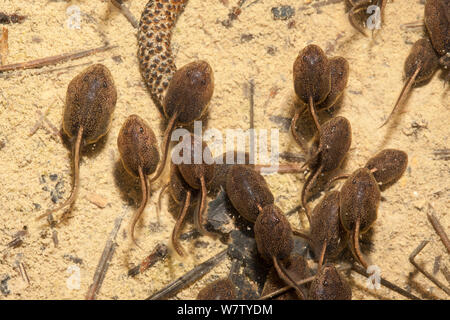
[339, 168, 381, 233]
[169, 163, 196, 204]
[404, 38, 439, 84]
[226, 165, 274, 223]
[177, 133, 215, 190]
[310, 191, 346, 261]
[64, 64, 117, 144]
[117, 115, 160, 177]
[163, 60, 214, 124]
[317, 116, 352, 172]
[254, 204, 293, 262]
[308, 264, 352, 300]
[293, 44, 331, 105]
[424, 0, 450, 57]
[317, 56, 350, 110]
[196, 279, 236, 300]
[365, 149, 408, 185]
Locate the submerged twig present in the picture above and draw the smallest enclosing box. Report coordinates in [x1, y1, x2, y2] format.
[0, 13, 25, 24]
[409, 240, 450, 296]
[85, 207, 127, 300]
[128, 243, 169, 277]
[146, 249, 228, 300]
[111, 0, 138, 28]
[427, 206, 450, 254]
[16, 262, 30, 286]
[0, 44, 116, 73]
[0, 27, 8, 65]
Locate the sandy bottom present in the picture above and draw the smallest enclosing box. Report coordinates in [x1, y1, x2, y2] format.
[0, 0, 448, 300]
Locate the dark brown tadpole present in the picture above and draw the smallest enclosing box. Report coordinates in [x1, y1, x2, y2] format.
[424, 0, 450, 58]
[381, 38, 439, 127]
[196, 278, 237, 300]
[38, 64, 117, 221]
[225, 165, 274, 223]
[309, 191, 347, 270]
[301, 116, 352, 222]
[365, 149, 408, 185]
[292, 44, 331, 138]
[347, 0, 388, 36]
[261, 254, 310, 300]
[177, 133, 215, 237]
[254, 204, 305, 299]
[118, 115, 160, 247]
[317, 56, 350, 110]
[151, 61, 214, 183]
[308, 264, 352, 300]
[339, 168, 381, 269]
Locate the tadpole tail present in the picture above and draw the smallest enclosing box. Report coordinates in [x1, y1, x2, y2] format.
[352, 217, 369, 270]
[292, 228, 312, 242]
[157, 182, 170, 224]
[171, 190, 191, 257]
[380, 65, 421, 128]
[290, 106, 308, 152]
[254, 163, 305, 174]
[273, 256, 306, 300]
[129, 166, 148, 249]
[309, 95, 321, 135]
[150, 112, 178, 183]
[348, 2, 369, 37]
[194, 176, 215, 237]
[325, 173, 350, 191]
[37, 126, 84, 221]
[317, 240, 327, 272]
[300, 164, 323, 224]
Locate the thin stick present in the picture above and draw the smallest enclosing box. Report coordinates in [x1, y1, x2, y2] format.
[0, 44, 116, 73]
[427, 209, 450, 255]
[111, 0, 139, 28]
[128, 243, 169, 277]
[351, 264, 421, 300]
[146, 249, 228, 300]
[249, 79, 255, 162]
[0, 27, 8, 65]
[409, 240, 450, 296]
[85, 207, 127, 300]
